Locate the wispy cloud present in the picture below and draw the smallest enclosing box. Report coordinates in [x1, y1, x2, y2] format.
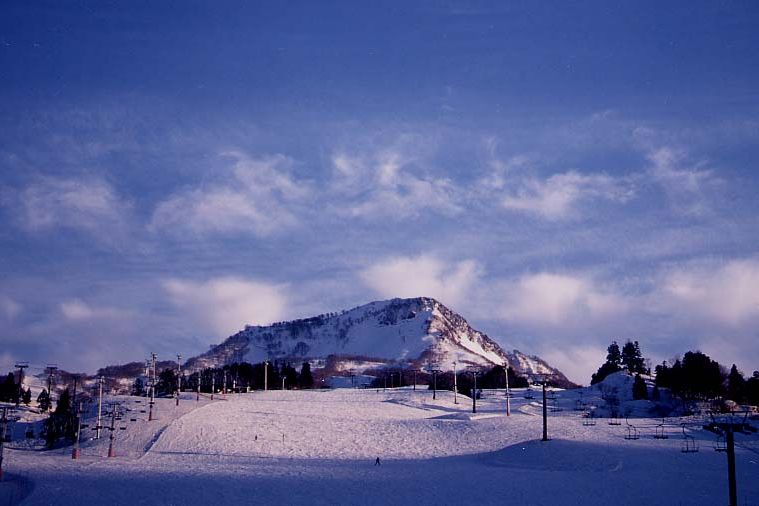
[7, 176, 133, 244]
[499, 171, 634, 221]
[359, 255, 480, 309]
[59, 299, 127, 321]
[330, 150, 462, 219]
[163, 276, 289, 337]
[151, 152, 310, 237]
[647, 147, 720, 216]
[0, 295, 22, 321]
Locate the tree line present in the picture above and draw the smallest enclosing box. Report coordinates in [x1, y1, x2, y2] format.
[133, 360, 316, 396]
[591, 340, 759, 405]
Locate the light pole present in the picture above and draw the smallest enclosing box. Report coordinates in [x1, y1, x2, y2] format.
[453, 361, 458, 404]
[505, 366, 511, 417]
[176, 354, 182, 406]
[426, 366, 442, 400]
[531, 374, 552, 441]
[469, 369, 481, 414]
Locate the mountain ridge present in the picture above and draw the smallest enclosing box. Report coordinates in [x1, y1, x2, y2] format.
[185, 296, 575, 387]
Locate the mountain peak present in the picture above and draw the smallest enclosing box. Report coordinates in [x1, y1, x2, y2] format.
[185, 297, 573, 386]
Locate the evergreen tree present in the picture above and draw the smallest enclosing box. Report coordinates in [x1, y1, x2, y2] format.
[590, 341, 624, 384]
[131, 377, 145, 396]
[22, 387, 32, 405]
[55, 388, 72, 415]
[621, 340, 646, 374]
[156, 368, 177, 396]
[726, 364, 745, 402]
[298, 362, 314, 389]
[0, 373, 17, 403]
[281, 363, 299, 389]
[606, 341, 621, 367]
[37, 389, 51, 411]
[632, 374, 648, 400]
[746, 371, 759, 405]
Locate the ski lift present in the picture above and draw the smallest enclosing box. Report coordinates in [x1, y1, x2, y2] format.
[654, 423, 668, 440]
[608, 416, 622, 426]
[681, 424, 699, 453]
[624, 419, 639, 440]
[714, 429, 727, 452]
[582, 411, 596, 426]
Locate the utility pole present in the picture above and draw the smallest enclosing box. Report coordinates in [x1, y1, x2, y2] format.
[426, 366, 442, 400]
[107, 404, 118, 458]
[14, 362, 28, 408]
[176, 354, 182, 406]
[45, 364, 58, 412]
[223, 370, 228, 395]
[72, 402, 83, 459]
[469, 370, 481, 414]
[264, 361, 269, 392]
[95, 376, 104, 439]
[211, 374, 215, 400]
[72, 375, 79, 409]
[0, 407, 9, 481]
[413, 370, 417, 391]
[533, 374, 550, 442]
[453, 361, 458, 404]
[505, 366, 511, 417]
[148, 353, 157, 421]
[726, 425, 737, 506]
[713, 414, 745, 506]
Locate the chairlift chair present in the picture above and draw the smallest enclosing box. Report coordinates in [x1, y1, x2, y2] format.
[654, 424, 668, 439]
[624, 419, 639, 440]
[714, 430, 727, 452]
[681, 425, 699, 453]
[582, 411, 596, 426]
[608, 416, 622, 426]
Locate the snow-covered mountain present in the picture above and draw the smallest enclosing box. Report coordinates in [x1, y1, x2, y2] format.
[185, 297, 573, 386]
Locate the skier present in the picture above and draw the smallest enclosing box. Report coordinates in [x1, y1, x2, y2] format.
[374, 457, 381, 466]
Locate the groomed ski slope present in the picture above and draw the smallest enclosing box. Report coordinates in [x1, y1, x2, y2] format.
[1, 387, 757, 506]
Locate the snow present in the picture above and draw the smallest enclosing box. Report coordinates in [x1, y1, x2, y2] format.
[1, 388, 757, 505]
[190, 298, 567, 381]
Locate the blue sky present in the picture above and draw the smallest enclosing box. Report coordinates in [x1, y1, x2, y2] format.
[2, 1, 759, 384]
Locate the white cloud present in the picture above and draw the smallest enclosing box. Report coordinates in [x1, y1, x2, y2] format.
[163, 277, 288, 337]
[60, 299, 125, 321]
[359, 255, 480, 308]
[647, 147, 718, 216]
[330, 150, 462, 219]
[498, 272, 629, 328]
[151, 153, 309, 236]
[0, 295, 22, 321]
[501, 170, 634, 220]
[13, 177, 132, 241]
[654, 259, 759, 327]
[538, 345, 606, 387]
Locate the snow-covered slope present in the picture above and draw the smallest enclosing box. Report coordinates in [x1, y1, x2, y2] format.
[185, 297, 572, 385]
